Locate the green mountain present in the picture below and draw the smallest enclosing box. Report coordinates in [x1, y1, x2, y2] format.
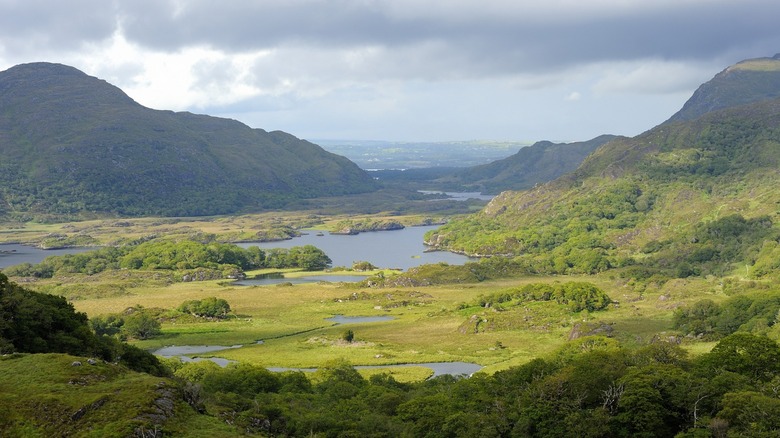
[436, 135, 618, 193]
[427, 55, 780, 278]
[0, 63, 377, 220]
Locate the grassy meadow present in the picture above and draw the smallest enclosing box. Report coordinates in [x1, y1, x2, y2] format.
[2, 212, 757, 382]
[52, 266, 734, 380]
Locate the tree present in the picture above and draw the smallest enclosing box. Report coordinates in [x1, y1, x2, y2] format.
[717, 391, 780, 434]
[699, 333, 780, 381]
[343, 329, 355, 343]
[178, 297, 231, 318]
[121, 310, 161, 340]
[289, 245, 332, 271]
[0, 273, 95, 355]
[90, 314, 125, 337]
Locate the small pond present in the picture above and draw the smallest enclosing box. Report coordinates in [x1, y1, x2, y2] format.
[326, 315, 395, 324]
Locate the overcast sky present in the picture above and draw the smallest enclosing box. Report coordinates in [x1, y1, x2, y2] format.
[1, 0, 779, 142]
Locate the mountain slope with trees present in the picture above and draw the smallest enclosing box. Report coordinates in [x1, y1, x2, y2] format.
[0, 62, 377, 220]
[426, 55, 780, 279]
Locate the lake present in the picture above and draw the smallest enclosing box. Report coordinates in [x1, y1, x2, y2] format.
[0, 243, 96, 269]
[238, 225, 473, 271]
[1, 225, 472, 272]
[418, 190, 495, 202]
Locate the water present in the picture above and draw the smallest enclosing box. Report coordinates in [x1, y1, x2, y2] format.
[234, 274, 368, 286]
[1, 225, 472, 272]
[268, 362, 482, 377]
[418, 191, 495, 202]
[326, 315, 395, 324]
[153, 345, 241, 367]
[153, 344, 480, 377]
[0, 243, 97, 269]
[154, 345, 243, 356]
[238, 225, 473, 271]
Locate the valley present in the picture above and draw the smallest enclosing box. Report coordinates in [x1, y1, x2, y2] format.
[2, 54, 780, 436]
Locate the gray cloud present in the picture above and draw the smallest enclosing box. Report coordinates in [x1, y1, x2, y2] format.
[2, 0, 780, 141]
[111, 0, 780, 75]
[0, 0, 117, 54]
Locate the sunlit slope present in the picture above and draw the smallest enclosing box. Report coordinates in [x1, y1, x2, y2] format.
[427, 56, 780, 276]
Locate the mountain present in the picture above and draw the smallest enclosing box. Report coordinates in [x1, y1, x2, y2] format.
[667, 53, 780, 123]
[0, 63, 377, 220]
[436, 135, 619, 193]
[426, 55, 780, 278]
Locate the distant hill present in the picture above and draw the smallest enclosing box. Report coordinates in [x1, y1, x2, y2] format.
[426, 55, 780, 278]
[0, 63, 377, 220]
[436, 135, 619, 193]
[370, 137, 617, 194]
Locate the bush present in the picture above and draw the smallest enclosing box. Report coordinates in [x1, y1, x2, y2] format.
[178, 297, 231, 319]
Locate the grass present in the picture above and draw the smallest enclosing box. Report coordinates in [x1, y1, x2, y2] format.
[0, 353, 230, 437]
[1, 212, 738, 383]
[25, 269, 723, 380]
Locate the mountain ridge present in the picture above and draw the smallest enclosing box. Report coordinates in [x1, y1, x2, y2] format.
[438, 134, 619, 193]
[0, 62, 377, 220]
[666, 53, 780, 123]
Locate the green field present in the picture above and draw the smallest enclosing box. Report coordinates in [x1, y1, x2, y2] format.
[48, 267, 732, 379]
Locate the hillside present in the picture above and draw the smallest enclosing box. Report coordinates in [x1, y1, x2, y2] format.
[0, 63, 377, 220]
[0, 353, 232, 437]
[426, 55, 780, 278]
[667, 53, 780, 122]
[436, 135, 618, 193]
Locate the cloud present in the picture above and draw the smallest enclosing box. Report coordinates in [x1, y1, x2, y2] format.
[2, 0, 780, 141]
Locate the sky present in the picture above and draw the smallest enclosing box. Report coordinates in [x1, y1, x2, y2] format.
[1, 0, 779, 143]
